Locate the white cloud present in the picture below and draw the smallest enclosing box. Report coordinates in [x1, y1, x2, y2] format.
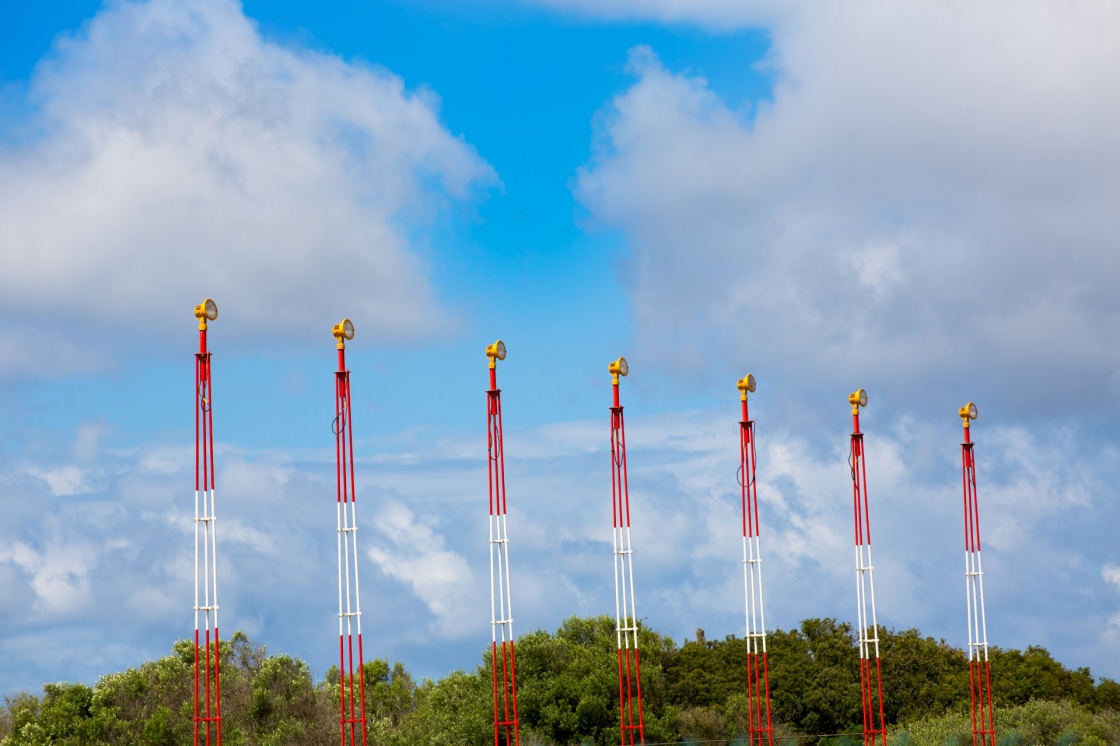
[3, 406, 1119, 693]
[1105, 565, 1120, 592]
[366, 499, 482, 639]
[0, 0, 494, 378]
[0, 537, 96, 616]
[572, 2, 1120, 416]
[26, 465, 92, 496]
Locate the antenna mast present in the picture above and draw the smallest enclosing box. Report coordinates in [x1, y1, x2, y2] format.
[848, 389, 886, 746]
[486, 340, 520, 746]
[192, 298, 223, 746]
[737, 375, 773, 746]
[609, 357, 644, 745]
[960, 403, 996, 746]
[332, 318, 367, 746]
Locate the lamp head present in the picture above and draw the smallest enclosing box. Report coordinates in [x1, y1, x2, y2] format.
[608, 356, 629, 381]
[485, 340, 506, 367]
[959, 402, 978, 424]
[848, 388, 868, 413]
[194, 298, 218, 329]
[332, 318, 355, 348]
[737, 374, 757, 400]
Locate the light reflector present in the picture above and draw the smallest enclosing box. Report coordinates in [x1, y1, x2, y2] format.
[195, 298, 219, 321]
[333, 318, 355, 341]
[486, 340, 507, 361]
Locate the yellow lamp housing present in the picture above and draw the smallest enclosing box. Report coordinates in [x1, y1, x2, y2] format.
[332, 318, 355, 344]
[959, 402, 978, 422]
[848, 388, 868, 411]
[194, 298, 218, 329]
[737, 374, 757, 399]
[608, 357, 629, 378]
[486, 340, 507, 363]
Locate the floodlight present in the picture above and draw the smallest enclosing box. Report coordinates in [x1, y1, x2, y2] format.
[737, 374, 757, 395]
[486, 340, 507, 362]
[959, 402, 978, 421]
[609, 357, 629, 378]
[333, 318, 355, 341]
[848, 388, 868, 409]
[194, 298, 218, 321]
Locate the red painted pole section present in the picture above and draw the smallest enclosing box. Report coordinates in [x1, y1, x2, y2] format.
[487, 345, 520, 746]
[739, 387, 773, 746]
[334, 328, 367, 746]
[193, 306, 222, 746]
[961, 411, 996, 746]
[610, 363, 644, 746]
[849, 394, 886, 746]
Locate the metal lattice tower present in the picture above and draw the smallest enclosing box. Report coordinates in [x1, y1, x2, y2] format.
[737, 375, 773, 746]
[848, 388, 887, 746]
[486, 340, 520, 746]
[608, 356, 645, 746]
[192, 298, 223, 746]
[959, 403, 996, 746]
[332, 318, 367, 746]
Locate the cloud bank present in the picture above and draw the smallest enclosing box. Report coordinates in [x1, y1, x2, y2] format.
[570, 1, 1120, 416]
[3, 407, 1118, 694]
[0, 0, 493, 378]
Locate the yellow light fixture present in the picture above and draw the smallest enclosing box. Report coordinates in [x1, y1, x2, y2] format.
[332, 318, 355, 347]
[194, 298, 218, 329]
[486, 340, 507, 366]
[959, 402, 978, 423]
[848, 388, 868, 413]
[608, 357, 629, 380]
[737, 374, 757, 400]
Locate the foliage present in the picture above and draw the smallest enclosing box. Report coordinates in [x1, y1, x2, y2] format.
[3, 619, 1120, 745]
[989, 647, 1097, 709]
[0, 632, 337, 746]
[893, 698, 1120, 746]
[514, 615, 678, 746]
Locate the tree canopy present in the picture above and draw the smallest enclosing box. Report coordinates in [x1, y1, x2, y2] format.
[2, 618, 1117, 745]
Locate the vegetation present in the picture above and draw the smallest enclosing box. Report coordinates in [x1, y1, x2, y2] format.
[2, 618, 1118, 745]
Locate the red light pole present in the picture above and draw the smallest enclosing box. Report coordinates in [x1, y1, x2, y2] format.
[848, 389, 886, 746]
[332, 318, 367, 746]
[192, 298, 222, 746]
[609, 356, 644, 746]
[960, 403, 995, 746]
[486, 340, 520, 746]
[737, 374, 773, 746]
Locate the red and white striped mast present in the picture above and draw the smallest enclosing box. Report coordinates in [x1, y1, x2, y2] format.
[332, 318, 367, 746]
[192, 298, 222, 746]
[959, 402, 995, 746]
[848, 388, 887, 746]
[737, 374, 773, 746]
[486, 339, 520, 746]
[609, 356, 645, 746]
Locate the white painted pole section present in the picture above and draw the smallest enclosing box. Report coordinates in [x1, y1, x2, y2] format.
[754, 534, 767, 653]
[349, 496, 363, 636]
[618, 519, 627, 649]
[210, 487, 220, 632]
[489, 509, 498, 644]
[865, 545, 880, 658]
[624, 523, 639, 649]
[854, 544, 868, 659]
[195, 489, 200, 634]
[337, 499, 345, 638]
[501, 512, 514, 640]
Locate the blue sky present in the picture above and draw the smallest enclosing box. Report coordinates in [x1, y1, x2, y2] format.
[2, 0, 1120, 697]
